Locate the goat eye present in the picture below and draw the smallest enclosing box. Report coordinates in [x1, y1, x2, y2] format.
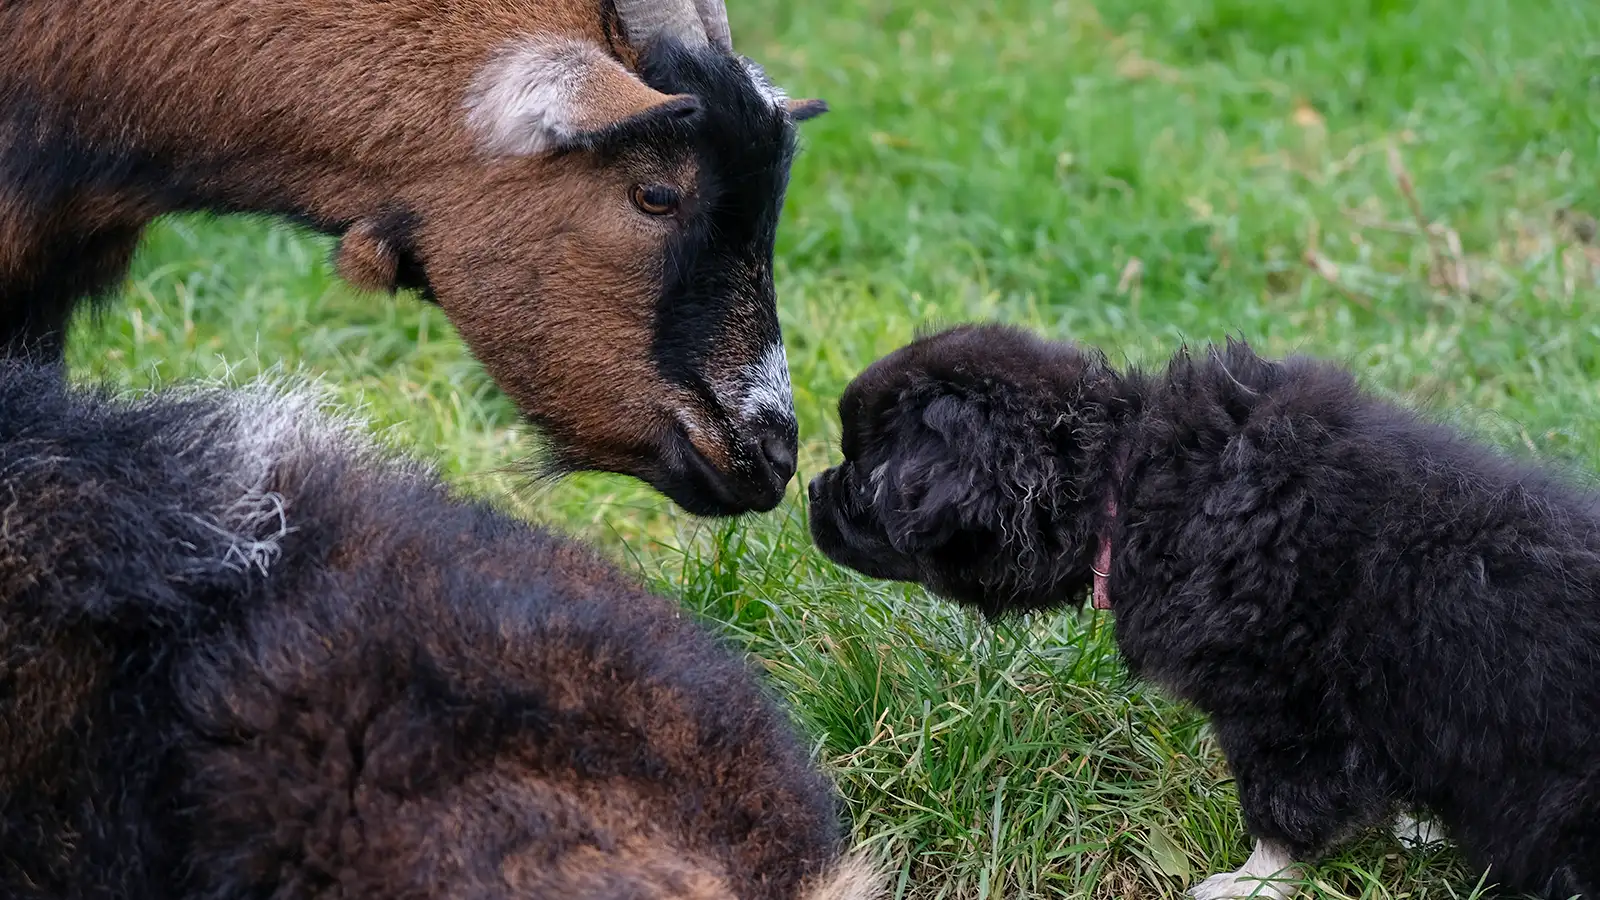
[630, 184, 679, 216]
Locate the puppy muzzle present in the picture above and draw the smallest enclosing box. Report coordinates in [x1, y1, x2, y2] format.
[807, 466, 920, 582]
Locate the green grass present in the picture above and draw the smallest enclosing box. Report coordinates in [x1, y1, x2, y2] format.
[62, 0, 1600, 896]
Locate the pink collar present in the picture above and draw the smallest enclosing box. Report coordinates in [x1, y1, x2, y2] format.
[1091, 446, 1129, 611]
[1091, 494, 1115, 610]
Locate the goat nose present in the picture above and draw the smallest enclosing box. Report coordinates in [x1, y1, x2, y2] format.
[758, 427, 798, 490]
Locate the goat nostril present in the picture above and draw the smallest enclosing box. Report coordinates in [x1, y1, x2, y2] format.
[759, 432, 797, 487]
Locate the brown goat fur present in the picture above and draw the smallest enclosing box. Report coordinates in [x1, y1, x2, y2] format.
[0, 0, 828, 516]
[0, 358, 882, 900]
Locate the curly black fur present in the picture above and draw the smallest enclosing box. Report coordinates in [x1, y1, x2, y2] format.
[809, 323, 1600, 899]
[0, 359, 875, 900]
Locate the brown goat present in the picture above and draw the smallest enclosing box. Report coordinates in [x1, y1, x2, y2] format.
[0, 0, 827, 516]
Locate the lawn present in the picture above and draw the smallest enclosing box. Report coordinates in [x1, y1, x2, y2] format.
[62, 0, 1600, 896]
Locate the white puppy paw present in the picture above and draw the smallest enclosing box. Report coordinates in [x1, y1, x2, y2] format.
[1392, 812, 1447, 850]
[1188, 841, 1303, 900]
[1189, 869, 1299, 900]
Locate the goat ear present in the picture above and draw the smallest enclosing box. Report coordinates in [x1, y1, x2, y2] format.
[564, 63, 702, 140]
[466, 37, 700, 157]
[786, 98, 830, 122]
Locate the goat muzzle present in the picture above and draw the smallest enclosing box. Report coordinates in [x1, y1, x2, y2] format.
[655, 416, 795, 516]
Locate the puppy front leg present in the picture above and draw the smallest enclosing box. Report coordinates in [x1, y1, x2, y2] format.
[1189, 840, 1302, 900]
[1187, 717, 1391, 900]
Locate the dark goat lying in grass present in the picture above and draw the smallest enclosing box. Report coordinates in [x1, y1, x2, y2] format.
[0, 360, 879, 900]
[808, 324, 1600, 900]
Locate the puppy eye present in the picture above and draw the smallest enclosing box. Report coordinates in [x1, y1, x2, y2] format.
[630, 184, 680, 217]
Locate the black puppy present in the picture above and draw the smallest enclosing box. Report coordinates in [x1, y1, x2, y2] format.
[809, 323, 1600, 900]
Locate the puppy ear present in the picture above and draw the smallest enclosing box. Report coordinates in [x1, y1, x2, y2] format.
[875, 393, 1030, 555]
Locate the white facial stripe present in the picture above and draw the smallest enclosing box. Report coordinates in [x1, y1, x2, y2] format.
[464, 36, 603, 157]
[737, 342, 795, 423]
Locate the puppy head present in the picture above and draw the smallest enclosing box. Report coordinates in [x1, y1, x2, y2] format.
[808, 324, 1123, 617]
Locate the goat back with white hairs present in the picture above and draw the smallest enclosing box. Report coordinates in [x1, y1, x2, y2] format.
[0, 360, 881, 900]
[0, 0, 828, 517]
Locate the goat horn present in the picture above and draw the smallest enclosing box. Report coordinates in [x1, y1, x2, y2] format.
[614, 0, 718, 52]
[692, 0, 734, 53]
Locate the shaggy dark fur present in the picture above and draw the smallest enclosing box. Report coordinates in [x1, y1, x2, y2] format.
[808, 323, 1600, 899]
[0, 359, 878, 900]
